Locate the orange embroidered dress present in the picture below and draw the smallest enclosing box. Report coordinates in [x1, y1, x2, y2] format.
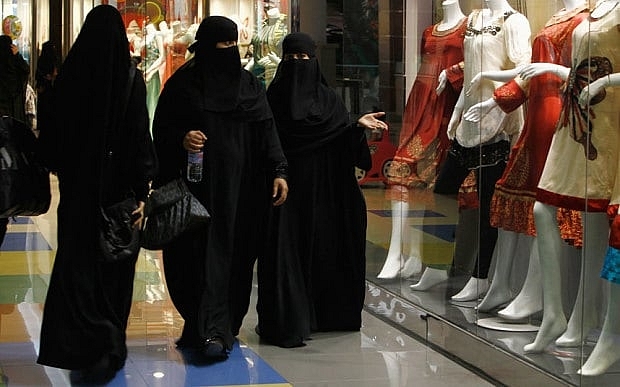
[386, 18, 466, 202]
[490, 7, 589, 239]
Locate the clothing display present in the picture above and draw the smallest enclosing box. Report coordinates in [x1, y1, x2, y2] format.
[436, 5, 531, 286]
[536, 4, 620, 212]
[385, 19, 466, 196]
[490, 6, 588, 238]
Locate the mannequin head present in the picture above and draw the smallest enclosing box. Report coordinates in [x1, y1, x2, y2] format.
[484, 0, 514, 12]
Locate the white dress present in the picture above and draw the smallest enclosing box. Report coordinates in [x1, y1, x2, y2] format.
[537, 3, 620, 211]
[455, 9, 531, 148]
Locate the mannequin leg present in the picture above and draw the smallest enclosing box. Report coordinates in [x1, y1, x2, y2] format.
[402, 226, 423, 278]
[378, 200, 421, 278]
[450, 277, 489, 302]
[524, 202, 567, 353]
[556, 212, 606, 347]
[409, 267, 448, 291]
[477, 229, 519, 312]
[497, 237, 543, 320]
[578, 282, 620, 375]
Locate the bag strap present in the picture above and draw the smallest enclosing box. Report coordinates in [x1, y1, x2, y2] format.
[99, 64, 137, 206]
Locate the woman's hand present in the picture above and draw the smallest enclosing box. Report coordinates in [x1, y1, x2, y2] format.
[358, 112, 388, 131]
[272, 178, 288, 206]
[132, 201, 146, 229]
[183, 130, 207, 152]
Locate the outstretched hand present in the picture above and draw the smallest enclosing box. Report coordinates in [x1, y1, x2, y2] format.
[358, 112, 388, 131]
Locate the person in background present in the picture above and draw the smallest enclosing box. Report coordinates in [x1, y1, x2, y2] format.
[152, 16, 288, 361]
[0, 34, 30, 248]
[36, 5, 157, 384]
[34, 41, 59, 138]
[256, 32, 387, 348]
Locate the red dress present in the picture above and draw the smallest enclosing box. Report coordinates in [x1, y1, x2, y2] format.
[386, 18, 466, 202]
[490, 7, 588, 242]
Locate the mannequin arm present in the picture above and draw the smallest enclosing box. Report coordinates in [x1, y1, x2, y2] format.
[447, 90, 464, 140]
[467, 66, 523, 96]
[579, 73, 620, 107]
[519, 63, 570, 81]
[463, 98, 498, 123]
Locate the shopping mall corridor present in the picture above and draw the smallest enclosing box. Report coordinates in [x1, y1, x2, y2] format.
[0, 176, 494, 386]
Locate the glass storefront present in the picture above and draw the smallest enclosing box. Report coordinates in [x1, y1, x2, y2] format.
[352, 0, 620, 385]
[12, 0, 620, 385]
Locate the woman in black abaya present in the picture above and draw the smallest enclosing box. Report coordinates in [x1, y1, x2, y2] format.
[37, 5, 157, 383]
[257, 32, 387, 348]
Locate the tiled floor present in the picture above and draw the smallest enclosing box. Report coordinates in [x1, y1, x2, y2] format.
[0, 177, 495, 386]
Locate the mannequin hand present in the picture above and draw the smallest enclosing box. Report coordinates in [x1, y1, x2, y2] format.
[436, 70, 447, 95]
[272, 177, 288, 206]
[579, 78, 606, 107]
[463, 98, 497, 123]
[183, 130, 207, 152]
[244, 58, 255, 71]
[258, 56, 273, 67]
[358, 112, 388, 131]
[519, 63, 569, 81]
[447, 110, 461, 140]
[267, 51, 281, 65]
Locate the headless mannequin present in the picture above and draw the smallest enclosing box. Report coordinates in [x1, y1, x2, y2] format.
[447, 0, 531, 302]
[577, 71, 620, 375]
[518, 0, 620, 352]
[465, 0, 586, 314]
[378, 0, 465, 281]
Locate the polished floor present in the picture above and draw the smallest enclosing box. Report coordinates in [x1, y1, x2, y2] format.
[0, 177, 494, 386]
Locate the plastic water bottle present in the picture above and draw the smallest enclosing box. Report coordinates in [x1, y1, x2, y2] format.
[187, 151, 203, 182]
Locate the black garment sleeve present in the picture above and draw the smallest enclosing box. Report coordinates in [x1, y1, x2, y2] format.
[353, 124, 371, 171]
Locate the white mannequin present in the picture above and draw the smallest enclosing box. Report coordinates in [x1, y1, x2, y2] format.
[378, 0, 464, 281]
[144, 22, 165, 83]
[244, 8, 286, 85]
[465, 0, 586, 314]
[577, 71, 620, 375]
[446, 0, 531, 302]
[519, 0, 620, 352]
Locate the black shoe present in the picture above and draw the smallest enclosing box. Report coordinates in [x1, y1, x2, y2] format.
[202, 337, 228, 361]
[175, 335, 202, 349]
[70, 356, 118, 385]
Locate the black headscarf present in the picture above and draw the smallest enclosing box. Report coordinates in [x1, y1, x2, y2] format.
[0, 34, 29, 120]
[48, 5, 131, 170]
[267, 32, 349, 155]
[35, 41, 59, 91]
[191, 16, 242, 112]
[56, 5, 130, 131]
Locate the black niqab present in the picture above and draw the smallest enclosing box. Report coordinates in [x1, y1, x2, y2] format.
[192, 16, 242, 112]
[267, 33, 349, 155]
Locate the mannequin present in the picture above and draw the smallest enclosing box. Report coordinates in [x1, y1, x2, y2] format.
[463, 0, 589, 314]
[245, 7, 287, 87]
[126, 20, 143, 61]
[517, 0, 620, 353]
[435, 0, 532, 302]
[142, 22, 165, 133]
[377, 0, 467, 281]
[158, 20, 173, 88]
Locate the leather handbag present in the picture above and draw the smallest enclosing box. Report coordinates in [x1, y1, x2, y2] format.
[99, 196, 141, 262]
[0, 116, 51, 217]
[141, 178, 210, 250]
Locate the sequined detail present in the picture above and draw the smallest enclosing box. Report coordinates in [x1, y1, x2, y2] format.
[601, 247, 620, 284]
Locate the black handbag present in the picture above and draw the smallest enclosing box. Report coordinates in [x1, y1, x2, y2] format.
[99, 196, 141, 262]
[0, 116, 51, 217]
[141, 178, 210, 250]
